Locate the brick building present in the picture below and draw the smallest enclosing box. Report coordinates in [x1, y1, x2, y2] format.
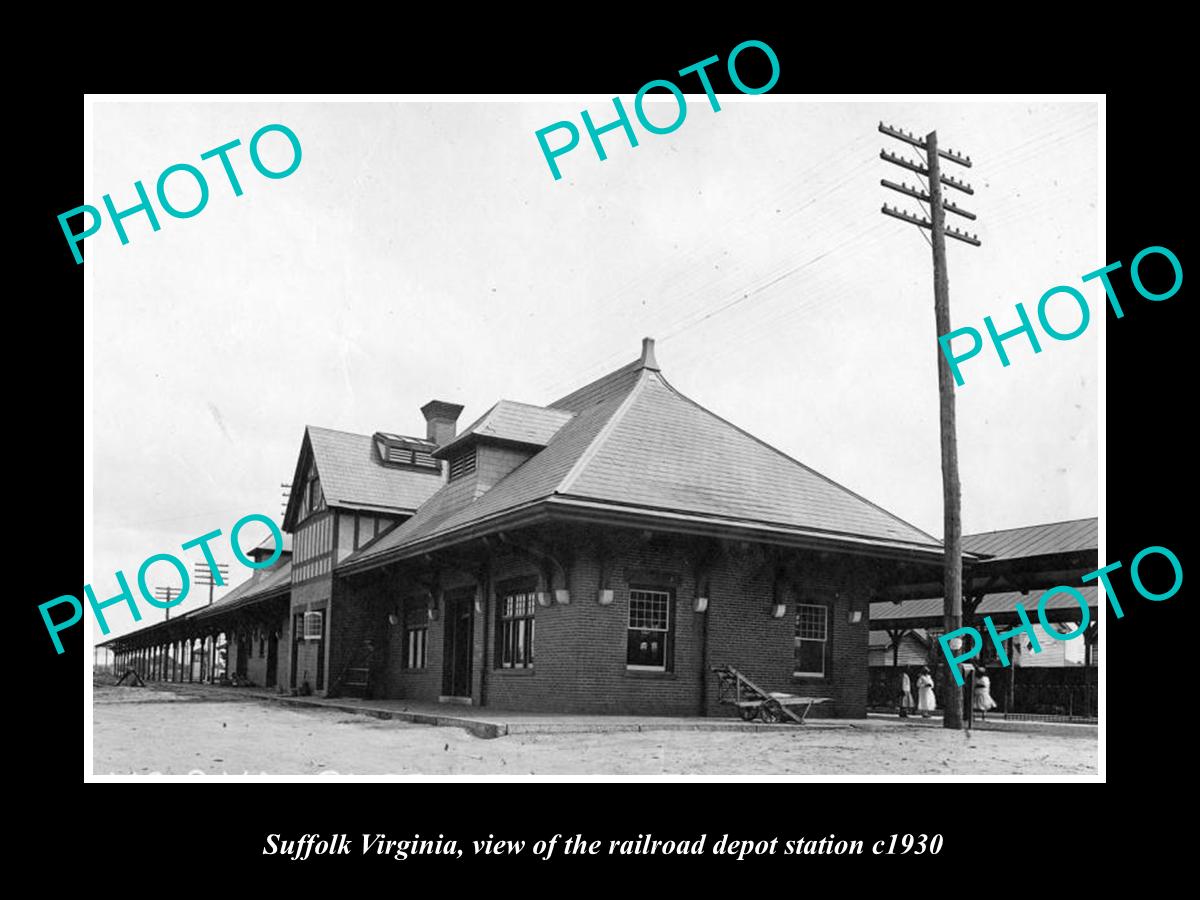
[103, 338, 951, 718]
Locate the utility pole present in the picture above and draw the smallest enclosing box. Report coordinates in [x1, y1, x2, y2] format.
[153, 586, 176, 621]
[880, 122, 980, 730]
[193, 562, 231, 606]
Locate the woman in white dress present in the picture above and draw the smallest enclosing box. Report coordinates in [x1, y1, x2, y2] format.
[973, 666, 998, 720]
[916, 666, 936, 717]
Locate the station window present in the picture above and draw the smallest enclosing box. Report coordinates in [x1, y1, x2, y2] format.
[498, 590, 536, 669]
[627, 588, 673, 672]
[794, 604, 828, 677]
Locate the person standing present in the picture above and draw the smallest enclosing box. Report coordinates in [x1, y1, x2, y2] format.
[898, 669, 914, 718]
[974, 666, 998, 721]
[960, 662, 976, 727]
[916, 666, 936, 718]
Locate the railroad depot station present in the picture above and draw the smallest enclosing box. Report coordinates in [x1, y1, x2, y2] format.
[99, 339, 1098, 718]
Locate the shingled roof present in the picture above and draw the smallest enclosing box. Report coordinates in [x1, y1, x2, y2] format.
[190, 557, 292, 620]
[436, 400, 575, 457]
[341, 339, 941, 572]
[283, 426, 445, 529]
[98, 553, 293, 647]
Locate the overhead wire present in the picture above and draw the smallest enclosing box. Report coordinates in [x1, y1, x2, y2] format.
[542, 111, 1099, 397]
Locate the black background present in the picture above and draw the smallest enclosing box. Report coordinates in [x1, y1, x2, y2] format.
[22, 23, 1187, 885]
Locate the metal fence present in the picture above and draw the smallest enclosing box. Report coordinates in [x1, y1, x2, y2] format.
[869, 665, 1097, 717]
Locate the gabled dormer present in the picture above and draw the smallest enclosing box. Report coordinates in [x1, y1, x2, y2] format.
[433, 400, 575, 499]
[281, 405, 463, 583]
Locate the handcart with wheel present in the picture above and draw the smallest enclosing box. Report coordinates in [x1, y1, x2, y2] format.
[711, 664, 831, 724]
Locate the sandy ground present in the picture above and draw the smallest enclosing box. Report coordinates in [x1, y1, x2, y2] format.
[93, 686, 1097, 776]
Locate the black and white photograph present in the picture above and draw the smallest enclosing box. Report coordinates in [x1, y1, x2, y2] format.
[76, 91, 1111, 780]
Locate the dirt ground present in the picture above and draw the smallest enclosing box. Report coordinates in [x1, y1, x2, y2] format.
[93, 686, 1097, 776]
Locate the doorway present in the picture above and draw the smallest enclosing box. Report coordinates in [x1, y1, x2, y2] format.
[441, 591, 474, 698]
[266, 631, 278, 688]
[236, 633, 249, 679]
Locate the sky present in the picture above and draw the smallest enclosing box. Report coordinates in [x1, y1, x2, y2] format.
[88, 98, 1099, 641]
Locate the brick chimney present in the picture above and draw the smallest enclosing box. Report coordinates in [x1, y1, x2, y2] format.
[421, 400, 464, 447]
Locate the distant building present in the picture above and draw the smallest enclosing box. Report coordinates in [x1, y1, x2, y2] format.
[869, 518, 1099, 671]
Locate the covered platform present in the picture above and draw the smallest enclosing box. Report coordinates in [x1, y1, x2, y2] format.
[98, 537, 292, 688]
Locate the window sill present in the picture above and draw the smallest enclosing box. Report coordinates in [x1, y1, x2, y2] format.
[625, 669, 676, 680]
[791, 674, 828, 684]
[492, 667, 535, 676]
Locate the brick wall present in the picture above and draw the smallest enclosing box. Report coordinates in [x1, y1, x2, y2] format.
[351, 527, 874, 718]
[275, 615, 290, 689]
[326, 570, 390, 697]
[386, 580, 445, 702]
[290, 577, 331, 693]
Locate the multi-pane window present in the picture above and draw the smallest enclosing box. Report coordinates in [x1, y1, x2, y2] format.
[498, 591, 536, 669]
[794, 604, 828, 676]
[405, 624, 428, 669]
[627, 589, 672, 671]
[302, 611, 325, 641]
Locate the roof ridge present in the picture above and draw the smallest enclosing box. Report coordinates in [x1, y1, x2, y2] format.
[556, 369, 651, 496]
[495, 398, 573, 413]
[306, 424, 374, 440]
[965, 516, 1098, 537]
[653, 372, 942, 546]
[550, 357, 642, 410]
[453, 403, 496, 440]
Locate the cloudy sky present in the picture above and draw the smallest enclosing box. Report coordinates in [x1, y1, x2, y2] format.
[87, 97, 1099, 641]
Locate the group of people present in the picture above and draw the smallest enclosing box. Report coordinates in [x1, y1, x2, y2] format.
[897, 664, 997, 720]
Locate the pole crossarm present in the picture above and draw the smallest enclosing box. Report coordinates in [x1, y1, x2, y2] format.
[881, 204, 981, 246]
[880, 150, 975, 195]
[879, 122, 972, 167]
[881, 179, 976, 220]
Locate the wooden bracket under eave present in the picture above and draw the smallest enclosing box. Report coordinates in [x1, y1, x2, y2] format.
[497, 533, 573, 604]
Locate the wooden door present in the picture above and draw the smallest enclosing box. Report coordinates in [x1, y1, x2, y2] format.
[441, 593, 474, 697]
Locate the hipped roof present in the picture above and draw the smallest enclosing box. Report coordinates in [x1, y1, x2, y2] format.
[343, 347, 941, 572]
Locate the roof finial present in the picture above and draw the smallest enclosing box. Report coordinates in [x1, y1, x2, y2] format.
[640, 337, 660, 372]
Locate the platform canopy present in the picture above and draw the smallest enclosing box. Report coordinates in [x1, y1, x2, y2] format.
[871, 517, 1097, 629]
